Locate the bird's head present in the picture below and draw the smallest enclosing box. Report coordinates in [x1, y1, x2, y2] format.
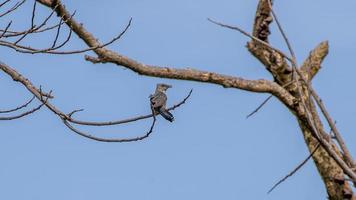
[156, 83, 172, 92]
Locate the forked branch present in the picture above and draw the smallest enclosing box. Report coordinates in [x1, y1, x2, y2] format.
[0, 61, 192, 142]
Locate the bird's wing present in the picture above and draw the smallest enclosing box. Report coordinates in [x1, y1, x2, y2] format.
[150, 92, 167, 108]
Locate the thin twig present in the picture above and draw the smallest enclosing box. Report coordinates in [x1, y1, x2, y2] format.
[268, 144, 320, 194]
[12, 3, 60, 44]
[246, 95, 272, 119]
[0, 21, 12, 39]
[0, 93, 51, 120]
[0, 95, 35, 113]
[62, 113, 157, 143]
[246, 81, 294, 119]
[267, 0, 296, 63]
[51, 16, 62, 48]
[207, 17, 292, 62]
[0, 7, 72, 38]
[301, 76, 355, 168]
[0, 0, 11, 8]
[0, 17, 131, 55]
[0, 0, 25, 18]
[31, 0, 37, 28]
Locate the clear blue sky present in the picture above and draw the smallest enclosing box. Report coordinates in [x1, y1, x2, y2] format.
[0, 0, 355, 199]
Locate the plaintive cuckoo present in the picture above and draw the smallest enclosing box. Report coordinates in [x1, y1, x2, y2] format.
[150, 83, 174, 122]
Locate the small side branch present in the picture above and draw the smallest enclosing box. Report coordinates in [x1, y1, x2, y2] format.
[268, 144, 320, 194]
[0, 17, 131, 55]
[0, 0, 25, 18]
[207, 18, 291, 62]
[246, 95, 272, 119]
[62, 115, 157, 143]
[0, 95, 35, 113]
[0, 93, 50, 120]
[0, 0, 11, 8]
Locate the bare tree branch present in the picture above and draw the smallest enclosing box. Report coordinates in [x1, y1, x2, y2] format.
[27, 0, 297, 109]
[246, 95, 272, 119]
[67, 89, 193, 126]
[266, 0, 296, 64]
[0, 93, 50, 120]
[0, 16, 130, 55]
[207, 18, 292, 62]
[0, 21, 12, 39]
[0, 95, 35, 113]
[0, 0, 25, 18]
[0, 61, 191, 142]
[264, 0, 355, 184]
[0, 0, 353, 198]
[268, 144, 320, 194]
[300, 42, 329, 81]
[62, 114, 157, 143]
[31, 0, 37, 28]
[0, 0, 11, 8]
[0, 5, 71, 38]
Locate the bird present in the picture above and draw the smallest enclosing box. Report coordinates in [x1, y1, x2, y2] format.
[150, 83, 174, 122]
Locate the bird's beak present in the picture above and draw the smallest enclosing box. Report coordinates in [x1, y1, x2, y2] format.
[166, 85, 172, 88]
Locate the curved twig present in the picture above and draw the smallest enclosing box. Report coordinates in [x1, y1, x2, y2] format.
[12, 3, 59, 44]
[0, 61, 190, 143]
[0, 93, 50, 120]
[0, 95, 35, 113]
[62, 113, 157, 143]
[0, 17, 131, 55]
[267, 144, 320, 194]
[67, 89, 193, 126]
[0, 0, 25, 18]
[207, 18, 292, 62]
[0, 0, 11, 8]
[0, 5, 73, 38]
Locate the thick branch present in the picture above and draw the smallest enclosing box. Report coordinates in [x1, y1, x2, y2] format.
[298, 118, 355, 199]
[247, 0, 293, 87]
[35, 0, 295, 108]
[300, 41, 329, 82]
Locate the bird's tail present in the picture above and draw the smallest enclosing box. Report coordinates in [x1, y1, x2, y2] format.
[159, 108, 174, 122]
